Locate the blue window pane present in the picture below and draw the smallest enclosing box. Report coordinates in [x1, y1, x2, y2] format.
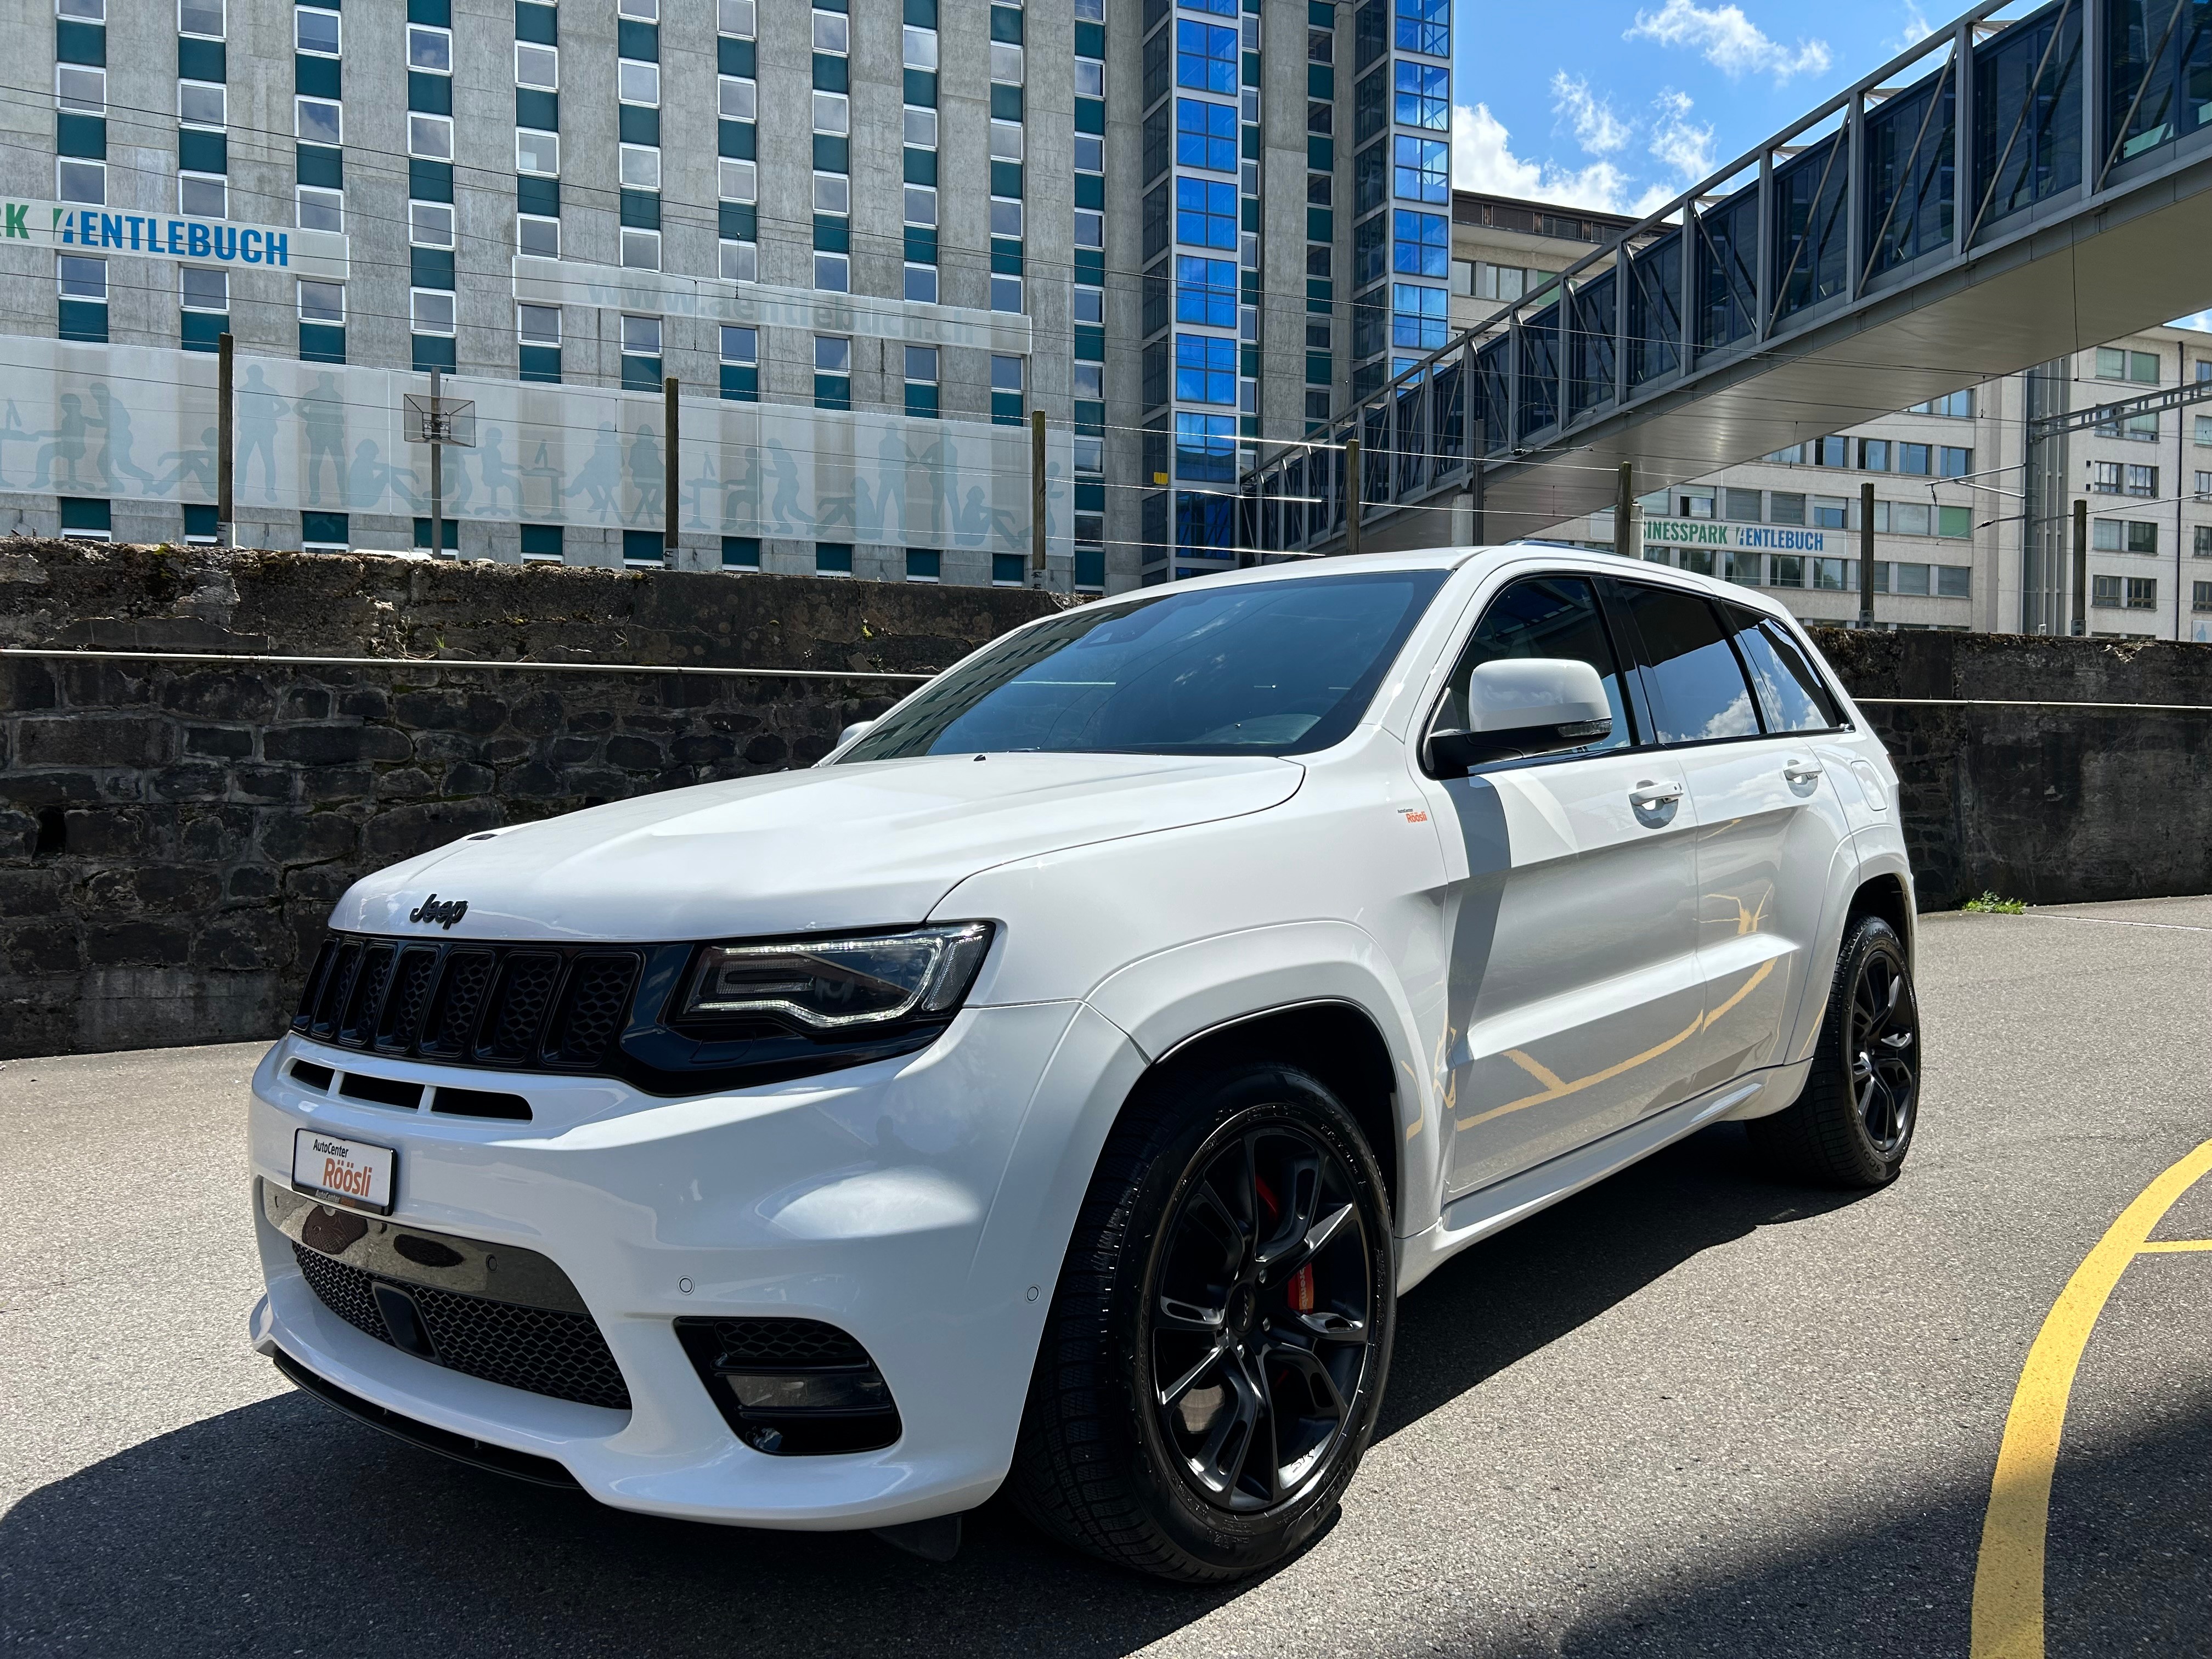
[1176, 332, 1237, 404]
[1392, 208, 1447, 277]
[1175, 488, 1237, 552]
[1395, 61, 1448, 129]
[1176, 254, 1237, 325]
[1394, 135, 1448, 203]
[1392, 283, 1447, 349]
[1181, 0, 1235, 13]
[1175, 414, 1237, 483]
[1175, 175, 1238, 248]
[1176, 20, 1237, 93]
[1396, 0, 1449, 55]
[1176, 97, 1238, 172]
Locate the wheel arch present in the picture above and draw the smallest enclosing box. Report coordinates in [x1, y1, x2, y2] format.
[1144, 1000, 1406, 1224]
[1844, 867, 1916, 966]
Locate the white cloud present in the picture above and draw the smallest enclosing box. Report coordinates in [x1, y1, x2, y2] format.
[1647, 88, 1716, 184]
[1626, 0, 1832, 81]
[1887, 2, 1936, 52]
[1453, 101, 1634, 213]
[1551, 72, 1630, 156]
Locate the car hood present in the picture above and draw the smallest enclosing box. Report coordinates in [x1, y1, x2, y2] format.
[331, 751, 1305, 943]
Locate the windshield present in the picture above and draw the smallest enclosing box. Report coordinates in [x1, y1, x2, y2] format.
[840, 569, 1450, 761]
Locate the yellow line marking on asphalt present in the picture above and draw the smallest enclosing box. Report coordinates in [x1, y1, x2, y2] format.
[1969, 1139, 2212, 1659]
[2132, 1238, 2212, 1253]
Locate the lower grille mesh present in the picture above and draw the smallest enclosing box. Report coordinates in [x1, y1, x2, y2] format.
[292, 1243, 632, 1411]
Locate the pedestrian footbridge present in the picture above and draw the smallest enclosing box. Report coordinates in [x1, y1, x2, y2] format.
[1240, 0, 2212, 593]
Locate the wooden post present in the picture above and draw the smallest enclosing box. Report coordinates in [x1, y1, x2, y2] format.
[664, 376, 679, 560]
[428, 365, 444, 561]
[2072, 496, 2088, 636]
[1858, 479, 1876, 627]
[216, 332, 234, 547]
[1030, 410, 1047, 588]
[1345, 437, 1361, 557]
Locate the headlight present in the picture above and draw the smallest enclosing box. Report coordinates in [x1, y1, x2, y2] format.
[678, 923, 993, 1031]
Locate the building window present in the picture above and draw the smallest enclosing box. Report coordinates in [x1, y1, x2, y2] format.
[179, 172, 225, 217]
[992, 552, 1025, 586]
[621, 228, 661, 270]
[1909, 389, 1973, 417]
[2093, 518, 2158, 554]
[721, 535, 760, 569]
[2196, 581, 2212, 612]
[1076, 57, 1103, 97]
[1939, 445, 1972, 477]
[721, 240, 758, 282]
[2096, 346, 2159, 383]
[1392, 283, 1447, 350]
[1176, 19, 1237, 92]
[517, 128, 560, 175]
[518, 213, 559, 258]
[813, 91, 849, 134]
[904, 24, 937, 68]
[409, 113, 454, 161]
[518, 303, 560, 346]
[409, 200, 455, 247]
[298, 279, 343, 325]
[904, 345, 939, 418]
[816, 542, 854, 577]
[904, 184, 937, 227]
[516, 41, 557, 87]
[622, 530, 665, 568]
[408, 22, 452, 72]
[57, 62, 105, 113]
[1074, 209, 1103, 249]
[991, 119, 1023, 160]
[180, 265, 227, 313]
[2091, 573, 2123, 608]
[991, 40, 1024, 82]
[815, 172, 851, 216]
[1392, 136, 1448, 203]
[178, 78, 223, 128]
[411, 289, 455, 334]
[718, 74, 755, 120]
[520, 526, 565, 562]
[991, 273, 1023, 312]
[906, 106, 938, 146]
[297, 186, 342, 232]
[904, 263, 937, 301]
[1176, 177, 1237, 249]
[619, 0, 657, 18]
[1177, 97, 1237, 172]
[990, 197, 1023, 238]
[2125, 464, 2159, 497]
[1396, 0, 1449, 54]
[295, 6, 339, 55]
[1176, 256, 1237, 326]
[619, 60, 660, 106]
[816, 252, 850, 292]
[56, 157, 105, 205]
[1176, 333, 1236, 404]
[295, 97, 341, 146]
[58, 253, 106, 302]
[2091, 461, 2123, 494]
[620, 144, 662, 190]
[178, 0, 223, 36]
[1395, 60, 1448, 128]
[721, 159, 759, 205]
[2126, 577, 2158, 610]
[1392, 209, 1447, 278]
[905, 549, 941, 583]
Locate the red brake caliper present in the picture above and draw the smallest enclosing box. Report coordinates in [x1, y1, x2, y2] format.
[1254, 1174, 1316, 1312]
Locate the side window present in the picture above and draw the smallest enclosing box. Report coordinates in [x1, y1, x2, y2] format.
[1431, 574, 1634, 755]
[1722, 606, 1845, 732]
[1614, 583, 1760, 744]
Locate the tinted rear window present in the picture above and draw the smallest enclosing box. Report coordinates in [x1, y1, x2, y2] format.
[1615, 583, 1759, 744]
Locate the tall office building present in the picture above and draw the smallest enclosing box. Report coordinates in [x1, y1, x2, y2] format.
[2, 0, 1447, 594]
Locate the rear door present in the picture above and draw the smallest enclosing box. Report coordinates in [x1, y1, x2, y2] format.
[1413, 572, 1708, 1198]
[1607, 582, 1855, 1093]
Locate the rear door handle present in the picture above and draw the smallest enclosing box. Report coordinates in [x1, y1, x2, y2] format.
[1783, 759, 1824, 785]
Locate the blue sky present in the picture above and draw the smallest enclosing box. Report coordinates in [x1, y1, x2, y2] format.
[1451, 0, 1949, 216]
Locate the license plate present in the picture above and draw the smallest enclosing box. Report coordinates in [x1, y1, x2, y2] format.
[292, 1128, 396, 1216]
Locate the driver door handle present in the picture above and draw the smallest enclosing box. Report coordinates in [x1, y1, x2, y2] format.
[1783, 759, 1825, 784]
[1629, 781, 1684, 809]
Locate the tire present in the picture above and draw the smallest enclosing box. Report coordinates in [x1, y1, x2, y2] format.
[1008, 1062, 1396, 1582]
[1748, 915, 1921, 1188]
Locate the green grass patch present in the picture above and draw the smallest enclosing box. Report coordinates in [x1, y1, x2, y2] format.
[1961, 891, 2027, 914]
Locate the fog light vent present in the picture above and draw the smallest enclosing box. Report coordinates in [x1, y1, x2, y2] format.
[674, 1316, 901, 1455]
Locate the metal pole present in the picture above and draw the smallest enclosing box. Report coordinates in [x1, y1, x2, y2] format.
[216, 331, 234, 548]
[1029, 410, 1047, 588]
[664, 375, 679, 560]
[2072, 496, 2088, 635]
[1615, 461, 1635, 561]
[1345, 437, 1361, 557]
[1469, 421, 1485, 545]
[428, 365, 443, 561]
[1858, 479, 1877, 626]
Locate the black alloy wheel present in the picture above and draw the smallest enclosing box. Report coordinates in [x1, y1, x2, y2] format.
[1749, 914, 1921, 1187]
[1010, 1062, 1395, 1581]
[1146, 1122, 1376, 1514]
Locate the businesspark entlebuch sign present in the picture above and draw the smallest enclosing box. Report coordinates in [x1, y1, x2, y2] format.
[1640, 516, 1830, 552]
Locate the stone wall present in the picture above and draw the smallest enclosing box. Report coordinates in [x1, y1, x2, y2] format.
[0, 540, 1056, 1059]
[1810, 628, 2212, 912]
[4, 539, 2208, 1059]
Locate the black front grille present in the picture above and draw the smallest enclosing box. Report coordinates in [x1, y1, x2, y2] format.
[292, 936, 641, 1075]
[294, 1242, 632, 1411]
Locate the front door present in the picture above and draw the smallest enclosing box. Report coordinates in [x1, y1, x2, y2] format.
[1417, 573, 1709, 1199]
[1607, 583, 1857, 1094]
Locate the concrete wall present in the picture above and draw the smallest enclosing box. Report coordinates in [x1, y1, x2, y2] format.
[0, 540, 1054, 1058]
[1811, 628, 2212, 912]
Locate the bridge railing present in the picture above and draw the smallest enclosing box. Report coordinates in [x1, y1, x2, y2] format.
[1238, 0, 2212, 560]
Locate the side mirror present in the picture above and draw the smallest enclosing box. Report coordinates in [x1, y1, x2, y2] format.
[1425, 658, 1613, 778]
[836, 719, 877, 749]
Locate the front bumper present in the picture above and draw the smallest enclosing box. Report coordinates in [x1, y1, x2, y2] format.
[250, 997, 1141, 1529]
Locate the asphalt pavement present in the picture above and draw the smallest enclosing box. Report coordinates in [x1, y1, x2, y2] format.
[3, 897, 2208, 1658]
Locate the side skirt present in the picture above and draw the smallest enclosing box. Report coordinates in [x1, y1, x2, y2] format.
[1394, 1059, 1813, 1295]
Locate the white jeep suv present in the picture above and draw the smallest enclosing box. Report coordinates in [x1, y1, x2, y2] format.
[249, 546, 1918, 1581]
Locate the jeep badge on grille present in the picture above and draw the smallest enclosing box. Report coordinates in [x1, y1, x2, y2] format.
[408, 895, 470, 929]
